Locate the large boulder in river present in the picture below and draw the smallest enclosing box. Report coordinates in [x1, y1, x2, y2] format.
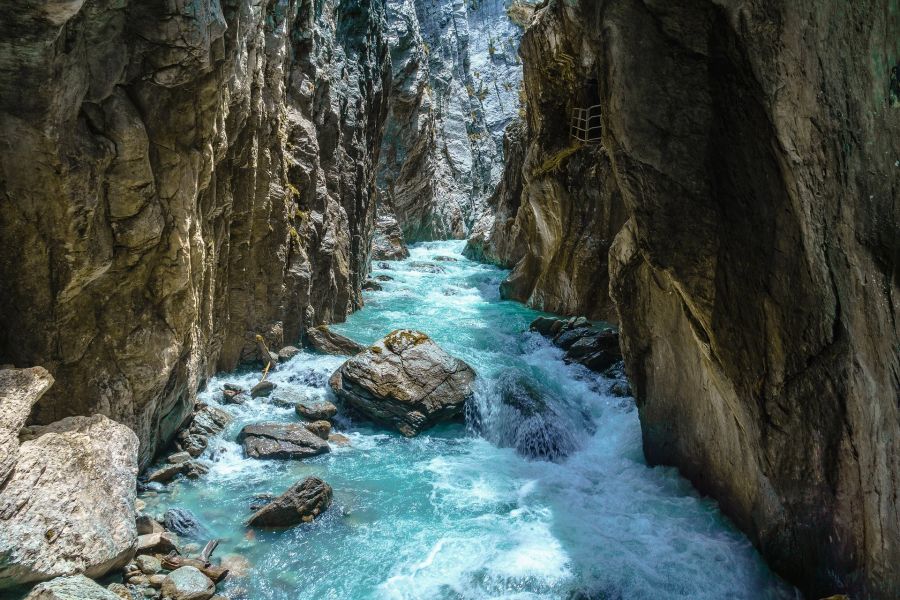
[305, 325, 365, 355]
[329, 330, 475, 436]
[24, 574, 120, 599]
[0, 415, 139, 588]
[246, 477, 333, 528]
[238, 423, 330, 460]
[0, 366, 54, 484]
[160, 566, 215, 600]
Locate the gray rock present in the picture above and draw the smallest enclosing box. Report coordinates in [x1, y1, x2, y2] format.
[167, 451, 192, 464]
[269, 388, 307, 409]
[277, 346, 301, 362]
[135, 555, 161, 575]
[305, 326, 365, 355]
[249, 380, 276, 398]
[135, 532, 179, 556]
[223, 383, 244, 393]
[329, 330, 475, 436]
[294, 400, 338, 421]
[0, 416, 138, 588]
[135, 514, 164, 535]
[362, 279, 383, 291]
[238, 423, 330, 460]
[374, 274, 393, 282]
[407, 261, 445, 274]
[163, 508, 210, 541]
[246, 477, 333, 528]
[0, 367, 54, 484]
[160, 566, 215, 600]
[221, 389, 245, 405]
[24, 575, 120, 599]
[303, 420, 332, 440]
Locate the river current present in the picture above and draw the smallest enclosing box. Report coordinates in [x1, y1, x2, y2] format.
[141, 241, 797, 600]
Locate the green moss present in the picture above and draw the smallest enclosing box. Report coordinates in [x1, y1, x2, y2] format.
[533, 142, 583, 178]
[384, 330, 429, 353]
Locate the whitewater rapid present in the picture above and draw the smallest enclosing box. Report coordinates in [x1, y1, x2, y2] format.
[140, 241, 797, 600]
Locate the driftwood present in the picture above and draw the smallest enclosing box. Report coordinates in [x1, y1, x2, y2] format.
[200, 539, 219, 562]
[162, 551, 229, 583]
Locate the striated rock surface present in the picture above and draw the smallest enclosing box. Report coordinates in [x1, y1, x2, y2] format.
[480, 1, 900, 597]
[329, 329, 475, 435]
[246, 477, 333, 528]
[238, 423, 330, 460]
[305, 326, 365, 356]
[0, 415, 139, 588]
[0, 367, 54, 483]
[0, 0, 390, 466]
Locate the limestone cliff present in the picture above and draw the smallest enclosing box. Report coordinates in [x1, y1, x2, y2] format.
[478, 0, 900, 597]
[0, 0, 390, 466]
[376, 0, 530, 243]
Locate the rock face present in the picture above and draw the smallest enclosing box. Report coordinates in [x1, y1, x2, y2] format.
[24, 575, 120, 600]
[329, 330, 475, 435]
[478, 1, 900, 597]
[238, 423, 330, 460]
[0, 0, 391, 467]
[0, 367, 54, 483]
[247, 477, 333, 528]
[376, 0, 531, 243]
[0, 415, 139, 588]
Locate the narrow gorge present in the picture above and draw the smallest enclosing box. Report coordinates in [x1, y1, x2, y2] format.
[0, 1, 897, 599]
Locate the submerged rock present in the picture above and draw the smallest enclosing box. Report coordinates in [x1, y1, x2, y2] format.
[362, 279, 383, 291]
[0, 415, 138, 588]
[246, 477, 333, 528]
[249, 380, 276, 398]
[238, 423, 330, 460]
[295, 399, 338, 421]
[24, 575, 120, 600]
[160, 566, 215, 600]
[374, 274, 393, 282]
[329, 330, 475, 436]
[407, 261, 445, 274]
[305, 326, 365, 355]
[164, 508, 210, 541]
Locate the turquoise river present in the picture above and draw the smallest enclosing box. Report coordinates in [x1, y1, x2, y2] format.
[140, 241, 798, 600]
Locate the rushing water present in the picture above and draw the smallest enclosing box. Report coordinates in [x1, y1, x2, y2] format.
[141, 241, 797, 600]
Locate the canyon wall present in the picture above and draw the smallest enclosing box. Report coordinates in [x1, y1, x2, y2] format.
[479, 0, 900, 597]
[0, 0, 390, 466]
[376, 0, 529, 243]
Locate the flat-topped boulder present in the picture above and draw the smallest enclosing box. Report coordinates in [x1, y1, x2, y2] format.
[237, 423, 330, 460]
[329, 330, 475, 436]
[295, 399, 337, 421]
[0, 415, 139, 588]
[305, 326, 365, 355]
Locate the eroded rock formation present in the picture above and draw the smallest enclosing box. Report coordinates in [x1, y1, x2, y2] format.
[0, 0, 390, 465]
[478, 1, 900, 596]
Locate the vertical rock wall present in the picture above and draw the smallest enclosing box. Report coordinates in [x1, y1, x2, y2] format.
[0, 0, 389, 466]
[478, 0, 900, 597]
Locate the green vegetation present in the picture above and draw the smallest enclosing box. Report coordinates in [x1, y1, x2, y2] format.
[533, 142, 583, 178]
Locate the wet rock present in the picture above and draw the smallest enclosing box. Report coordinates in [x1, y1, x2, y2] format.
[136, 532, 179, 556]
[377, 262, 392, 270]
[135, 555, 161, 575]
[362, 279, 383, 291]
[0, 415, 138, 587]
[163, 509, 210, 541]
[295, 400, 338, 421]
[175, 405, 233, 458]
[107, 583, 133, 599]
[433, 256, 458, 262]
[249, 380, 276, 398]
[221, 389, 245, 405]
[304, 420, 332, 440]
[528, 316, 558, 337]
[135, 515, 165, 536]
[0, 366, 54, 484]
[223, 383, 244, 393]
[269, 388, 307, 409]
[246, 477, 333, 528]
[407, 261, 445, 274]
[328, 433, 351, 447]
[371, 211, 410, 260]
[329, 330, 475, 436]
[219, 554, 251, 579]
[238, 423, 330, 460]
[24, 575, 121, 599]
[277, 346, 301, 362]
[146, 463, 187, 484]
[305, 326, 365, 355]
[286, 370, 329, 387]
[160, 566, 215, 600]
[374, 274, 393, 282]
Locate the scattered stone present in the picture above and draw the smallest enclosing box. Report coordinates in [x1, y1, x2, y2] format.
[238, 423, 330, 460]
[609, 381, 632, 397]
[223, 383, 244, 393]
[295, 399, 338, 421]
[175, 405, 233, 458]
[377, 262, 391, 270]
[167, 451, 192, 464]
[160, 566, 215, 600]
[433, 255, 458, 262]
[136, 532, 179, 556]
[286, 369, 329, 387]
[148, 574, 167, 588]
[304, 420, 332, 440]
[178, 433, 209, 458]
[408, 261, 445, 273]
[135, 555, 162, 575]
[221, 389, 245, 405]
[277, 346, 301, 362]
[107, 583, 133, 599]
[24, 575, 121, 599]
[250, 380, 276, 398]
[328, 433, 351, 447]
[183, 461, 209, 479]
[269, 388, 307, 408]
[374, 274, 393, 282]
[126, 574, 149, 586]
[164, 508, 210, 540]
[329, 330, 475, 436]
[246, 477, 333, 527]
[362, 279, 383, 291]
[136, 514, 165, 535]
[0, 415, 139, 587]
[305, 325, 365, 355]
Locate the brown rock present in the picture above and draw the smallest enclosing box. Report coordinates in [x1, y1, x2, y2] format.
[303, 420, 332, 440]
[238, 423, 330, 460]
[246, 477, 333, 528]
[294, 400, 338, 421]
[305, 326, 365, 355]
